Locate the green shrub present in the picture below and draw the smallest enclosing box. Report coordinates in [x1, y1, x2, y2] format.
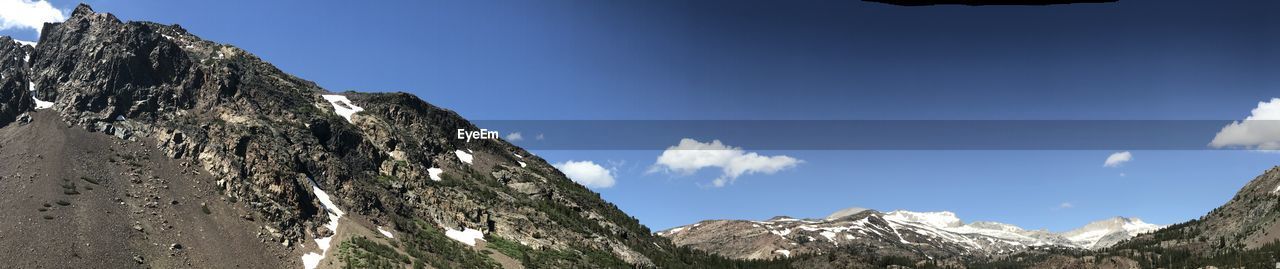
[337, 236, 410, 269]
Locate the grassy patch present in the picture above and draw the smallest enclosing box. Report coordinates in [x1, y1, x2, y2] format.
[484, 234, 629, 269]
[337, 236, 410, 269]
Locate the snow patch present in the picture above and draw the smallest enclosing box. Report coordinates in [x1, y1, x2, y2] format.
[774, 249, 791, 257]
[301, 252, 323, 269]
[444, 226, 485, 246]
[427, 168, 443, 181]
[321, 95, 364, 123]
[455, 150, 473, 165]
[31, 82, 52, 109]
[770, 228, 792, 237]
[820, 231, 838, 245]
[32, 96, 53, 109]
[884, 210, 962, 228]
[518, 161, 527, 168]
[302, 181, 346, 269]
[377, 226, 394, 238]
[15, 40, 37, 47]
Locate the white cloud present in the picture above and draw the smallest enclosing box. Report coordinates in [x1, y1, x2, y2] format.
[0, 0, 65, 35]
[650, 138, 801, 187]
[505, 132, 523, 142]
[14, 39, 36, 46]
[1103, 151, 1132, 167]
[535, 133, 545, 140]
[1210, 98, 1280, 150]
[553, 160, 616, 188]
[1058, 202, 1074, 209]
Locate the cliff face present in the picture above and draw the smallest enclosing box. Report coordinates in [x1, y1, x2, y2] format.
[0, 4, 761, 268]
[0, 36, 35, 125]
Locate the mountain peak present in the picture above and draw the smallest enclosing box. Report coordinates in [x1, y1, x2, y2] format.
[825, 207, 871, 220]
[71, 3, 96, 18]
[1062, 216, 1162, 249]
[1093, 216, 1153, 226]
[766, 215, 800, 221]
[884, 210, 962, 228]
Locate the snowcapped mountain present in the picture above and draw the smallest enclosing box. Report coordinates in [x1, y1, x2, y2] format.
[1062, 217, 1162, 249]
[825, 207, 870, 220]
[883, 210, 963, 228]
[658, 208, 1161, 260]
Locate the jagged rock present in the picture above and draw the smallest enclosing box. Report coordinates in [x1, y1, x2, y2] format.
[16, 113, 30, 125]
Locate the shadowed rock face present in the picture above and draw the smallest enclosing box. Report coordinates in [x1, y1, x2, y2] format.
[0, 4, 720, 267]
[0, 36, 35, 126]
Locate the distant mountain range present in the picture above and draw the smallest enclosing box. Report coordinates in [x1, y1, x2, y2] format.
[658, 208, 1160, 261]
[659, 167, 1280, 268]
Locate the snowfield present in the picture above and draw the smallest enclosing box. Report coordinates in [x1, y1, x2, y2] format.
[32, 96, 54, 109]
[302, 182, 346, 269]
[321, 95, 364, 123]
[427, 167, 443, 181]
[455, 150, 473, 165]
[774, 249, 791, 257]
[444, 226, 485, 246]
[378, 226, 394, 238]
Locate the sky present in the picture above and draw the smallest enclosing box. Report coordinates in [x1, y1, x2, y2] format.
[3, 0, 1279, 232]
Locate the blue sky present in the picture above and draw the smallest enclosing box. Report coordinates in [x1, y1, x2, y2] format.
[4, 0, 1279, 231]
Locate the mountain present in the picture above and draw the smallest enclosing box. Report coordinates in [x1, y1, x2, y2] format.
[967, 167, 1280, 268]
[1090, 166, 1280, 267]
[651, 164, 1280, 269]
[658, 209, 1161, 263]
[1060, 217, 1160, 249]
[0, 4, 784, 268]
